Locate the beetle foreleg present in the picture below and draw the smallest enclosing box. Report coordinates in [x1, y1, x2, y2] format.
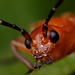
[11, 40, 34, 71]
[34, 59, 43, 69]
[42, 56, 53, 65]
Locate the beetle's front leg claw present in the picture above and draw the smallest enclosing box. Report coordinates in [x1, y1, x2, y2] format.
[34, 59, 43, 69]
[25, 70, 33, 75]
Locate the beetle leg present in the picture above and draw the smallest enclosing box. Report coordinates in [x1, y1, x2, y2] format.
[25, 70, 33, 75]
[11, 40, 34, 72]
[34, 55, 53, 68]
[37, 63, 42, 69]
[34, 59, 43, 69]
[34, 59, 37, 69]
[48, 56, 53, 63]
[34, 63, 42, 69]
[42, 56, 53, 65]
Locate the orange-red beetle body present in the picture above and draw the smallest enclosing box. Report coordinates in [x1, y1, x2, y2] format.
[0, 0, 75, 72]
[30, 13, 75, 62]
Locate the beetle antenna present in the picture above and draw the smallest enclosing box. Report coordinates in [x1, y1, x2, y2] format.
[42, 0, 64, 37]
[0, 20, 32, 43]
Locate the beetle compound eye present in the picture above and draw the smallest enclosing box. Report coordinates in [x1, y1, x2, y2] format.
[25, 39, 31, 49]
[49, 30, 59, 43]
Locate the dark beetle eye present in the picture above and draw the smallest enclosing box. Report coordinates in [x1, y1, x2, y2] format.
[49, 30, 59, 43]
[25, 39, 31, 49]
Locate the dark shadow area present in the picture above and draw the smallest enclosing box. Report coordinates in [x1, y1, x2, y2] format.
[67, 71, 75, 75]
[0, 56, 17, 65]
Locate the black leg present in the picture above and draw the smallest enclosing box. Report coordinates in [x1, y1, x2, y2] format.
[35, 63, 42, 69]
[48, 56, 53, 63]
[0, 20, 32, 43]
[34, 59, 37, 69]
[42, 56, 53, 65]
[34, 56, 53, 69]
[34, 59, 43, 69]
[43, 0, 64, 37]
[37, 63, 42, 69]
[25, 70, 33, 75]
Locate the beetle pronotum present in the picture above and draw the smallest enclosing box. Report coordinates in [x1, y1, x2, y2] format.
[0, 0, 75, 74]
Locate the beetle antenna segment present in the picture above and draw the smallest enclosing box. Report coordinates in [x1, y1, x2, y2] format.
[43, 0, 64, 37]
[0, 20, 32, 43]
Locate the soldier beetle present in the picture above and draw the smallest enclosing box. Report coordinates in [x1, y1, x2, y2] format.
[0, 0, 75, 74]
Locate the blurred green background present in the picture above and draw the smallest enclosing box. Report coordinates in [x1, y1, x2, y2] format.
[0, 0, 75, 75]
